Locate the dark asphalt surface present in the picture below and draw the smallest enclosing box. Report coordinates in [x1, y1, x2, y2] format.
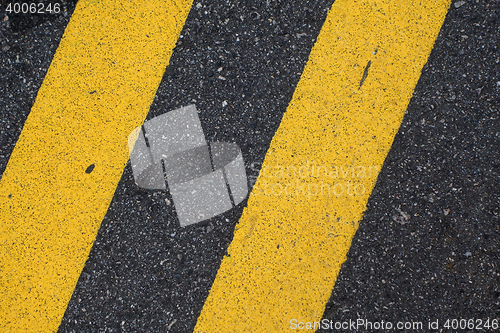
[321, 2, 500, 331]
[1, 0, 499, 332]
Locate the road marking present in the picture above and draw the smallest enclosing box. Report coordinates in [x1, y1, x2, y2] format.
[0, 0, 192, 331]
[195, 0, 450, 331]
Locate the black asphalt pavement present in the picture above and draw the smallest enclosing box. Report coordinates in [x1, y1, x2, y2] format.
[321, 1, 500, 331]
[0, 0, 499, 332]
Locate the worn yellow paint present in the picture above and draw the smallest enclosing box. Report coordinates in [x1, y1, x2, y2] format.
[195, 0, 450, 331]
[0, 0, 192, 331]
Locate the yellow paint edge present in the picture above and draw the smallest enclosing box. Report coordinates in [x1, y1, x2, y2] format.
[195, 0, 451, 332]
[0, 0, 192, 331]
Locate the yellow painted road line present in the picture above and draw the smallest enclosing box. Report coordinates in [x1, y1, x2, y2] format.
[0, 0, 192, 331]
[195, 0, 450, 331]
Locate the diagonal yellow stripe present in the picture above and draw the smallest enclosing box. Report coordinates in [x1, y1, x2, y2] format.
[195, 0, 450, 331]
[0, 0, 192, 331]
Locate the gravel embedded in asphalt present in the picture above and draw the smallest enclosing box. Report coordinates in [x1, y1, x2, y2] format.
[0, 0, 499, 332]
